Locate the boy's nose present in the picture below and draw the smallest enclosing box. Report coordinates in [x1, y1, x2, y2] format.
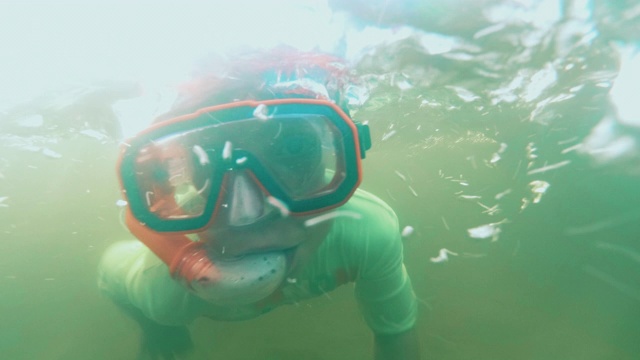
[227, 171, 267, 227]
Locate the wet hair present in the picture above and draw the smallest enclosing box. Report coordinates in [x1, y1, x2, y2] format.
[155, 46, 357, 123]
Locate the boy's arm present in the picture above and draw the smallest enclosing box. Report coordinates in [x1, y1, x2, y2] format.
[374, 327, 421, 360]
[339, 190, 421, 359]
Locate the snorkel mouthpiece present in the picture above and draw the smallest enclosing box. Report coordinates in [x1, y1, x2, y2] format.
[189, 251, 287, 306]
[172, 244, 287, 305]
[125, 208, 287, 306]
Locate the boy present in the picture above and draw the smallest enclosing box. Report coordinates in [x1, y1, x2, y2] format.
[99, 48, 420, 360]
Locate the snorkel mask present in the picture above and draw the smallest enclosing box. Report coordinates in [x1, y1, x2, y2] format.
[117, 98, 371, 301]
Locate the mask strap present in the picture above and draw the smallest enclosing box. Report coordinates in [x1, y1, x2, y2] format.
[356, 122, 371, 159]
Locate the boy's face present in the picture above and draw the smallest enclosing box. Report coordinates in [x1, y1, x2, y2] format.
[118, 99, 367, 269]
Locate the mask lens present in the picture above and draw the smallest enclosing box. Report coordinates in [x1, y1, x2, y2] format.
[256, 115, 344, 199]
[132, 132, 215, 220]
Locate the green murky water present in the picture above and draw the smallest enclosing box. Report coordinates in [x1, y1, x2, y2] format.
[1, 1, 640, 359]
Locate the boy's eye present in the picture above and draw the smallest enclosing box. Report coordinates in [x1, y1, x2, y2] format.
[275, 134, 317, 158]
[283, 136, 307, 155]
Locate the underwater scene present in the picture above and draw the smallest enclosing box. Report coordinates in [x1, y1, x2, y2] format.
[1, 1, 639, 359]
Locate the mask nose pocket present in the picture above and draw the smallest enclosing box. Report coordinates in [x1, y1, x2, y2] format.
[228, 172, 267, 226]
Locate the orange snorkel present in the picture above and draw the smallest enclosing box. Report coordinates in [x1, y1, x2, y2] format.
[124, 208, 220, 284]
[118, 141, 221, 285]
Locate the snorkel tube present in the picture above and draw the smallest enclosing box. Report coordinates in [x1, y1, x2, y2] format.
[124, 207, 287, 306]
[124, 208, 219, 284]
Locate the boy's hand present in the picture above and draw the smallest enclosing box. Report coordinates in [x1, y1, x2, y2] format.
[115, 302, 194, 360]
[374, 327, 421, 360]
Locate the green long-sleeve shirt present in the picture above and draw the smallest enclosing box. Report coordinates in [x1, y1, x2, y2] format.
[98, 188, 417, 335]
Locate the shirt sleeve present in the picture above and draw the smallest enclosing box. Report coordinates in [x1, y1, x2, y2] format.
[338, 190, 418, 335]
[97, 240, 206, 326]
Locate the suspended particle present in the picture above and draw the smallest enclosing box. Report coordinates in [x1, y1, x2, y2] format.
[401, 226, 414, 238]
[430, 248, 459, 263]
[222, 141, 233, 160]
[192, 145, 209, 165]
[253, 104, 269, 121]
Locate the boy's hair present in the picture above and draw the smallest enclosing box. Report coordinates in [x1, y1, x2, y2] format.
[155, 47, 357, 123]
